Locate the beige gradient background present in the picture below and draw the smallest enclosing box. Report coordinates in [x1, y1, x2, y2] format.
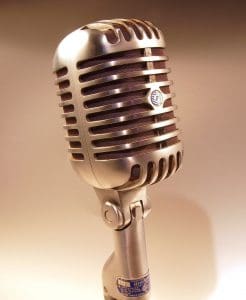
[1, 1, 246, 300]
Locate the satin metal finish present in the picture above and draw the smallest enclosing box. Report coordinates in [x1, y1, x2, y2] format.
[53, 19, 183, 300]
[53, 18, 183, 190]
[96, 187, 150, 299]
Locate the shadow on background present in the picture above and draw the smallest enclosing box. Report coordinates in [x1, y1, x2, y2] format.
[146, 192, 217, 300]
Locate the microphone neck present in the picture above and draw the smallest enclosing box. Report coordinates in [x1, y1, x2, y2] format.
[95, 186, 151, 230]
[95, 187, 151, 299]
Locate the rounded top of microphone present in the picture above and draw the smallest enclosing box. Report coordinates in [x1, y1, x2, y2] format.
[81, 18, 165, 44]
[53, 19, 165, 72]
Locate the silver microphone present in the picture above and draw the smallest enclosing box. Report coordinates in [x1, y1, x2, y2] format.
[53, 18, 183, 300]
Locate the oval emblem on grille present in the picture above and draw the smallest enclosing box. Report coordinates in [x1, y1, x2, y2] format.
[150, 90, 164, 106]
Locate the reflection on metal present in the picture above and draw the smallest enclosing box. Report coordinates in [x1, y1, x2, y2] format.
[53, 18, 183, 300]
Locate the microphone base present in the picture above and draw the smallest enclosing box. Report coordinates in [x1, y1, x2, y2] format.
[95, 187, 151, 300]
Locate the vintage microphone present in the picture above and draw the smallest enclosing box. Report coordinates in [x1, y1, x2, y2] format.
[53, 18, 183, 300]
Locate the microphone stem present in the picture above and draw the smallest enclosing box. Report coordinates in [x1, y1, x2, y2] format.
[113, 203, 149, 279]
[96, 187, 151, 300]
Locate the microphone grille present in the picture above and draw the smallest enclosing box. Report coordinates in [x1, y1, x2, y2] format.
[54, 18, 183, 189]
[79, 47, 179, 160]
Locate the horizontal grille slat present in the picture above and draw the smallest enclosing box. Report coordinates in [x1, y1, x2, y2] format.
[92, 128, 177, 147]
[77, 49, 145, 69]
[78, 55, 168, 78]
[55, 75, 69, 84]
[90, 115, 156, 134]
[82, 81, 172, 101]
[64, 124, 79, 130]
[80, 69, 169, 88]
[65, 136, 81, 142]
[56, 87, 71, 96]
[88, 105, 176, 126]
[68, 148, 83, 153]
[80, 62, 146, 82]
[84, 90, 147, 108]
[82, 75, 149, 95]
[95, 143, 173, 160]
[87, 103, 150, 122]
[59, 100, 73, 107]
[61, 112, 76, 118]
[91, 118, 178, 140]
[92, 130, 180, 152]
[86, 97, 146, 113]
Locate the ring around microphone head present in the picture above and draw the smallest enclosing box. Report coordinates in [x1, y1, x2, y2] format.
[53, 18, 183, 191]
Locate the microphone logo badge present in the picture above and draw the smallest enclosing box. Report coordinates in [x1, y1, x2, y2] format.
[149, 89, 165, 107]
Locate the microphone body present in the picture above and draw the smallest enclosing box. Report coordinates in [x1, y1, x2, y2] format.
[53, 19, 183, 300]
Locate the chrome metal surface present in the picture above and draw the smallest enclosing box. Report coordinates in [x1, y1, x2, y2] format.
[53, 18, 183, 190]
[96, 187, 150, 300]
[53, 18, 184, 300]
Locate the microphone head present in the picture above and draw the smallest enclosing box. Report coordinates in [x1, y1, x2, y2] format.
[53, 18, 183, 190]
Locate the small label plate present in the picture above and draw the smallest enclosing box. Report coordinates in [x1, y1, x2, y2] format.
[117, 273, 150, 297]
